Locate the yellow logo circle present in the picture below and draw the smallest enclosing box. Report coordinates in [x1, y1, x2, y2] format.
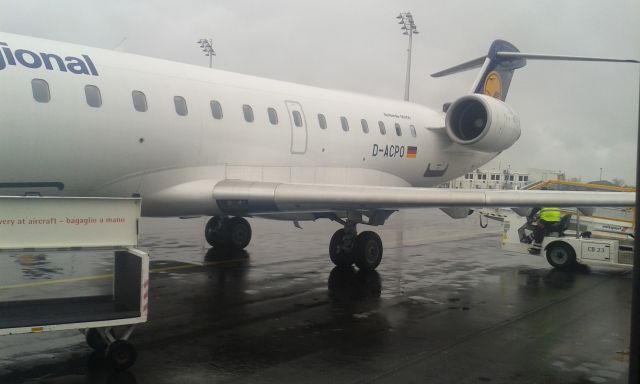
[483, 71, 502, 99]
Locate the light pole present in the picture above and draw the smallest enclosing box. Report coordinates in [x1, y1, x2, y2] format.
[599, 167, 603, 181]
[196, 38, 216, 68]
[396, 12, 419, 101]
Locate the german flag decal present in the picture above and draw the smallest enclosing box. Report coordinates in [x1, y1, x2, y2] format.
[407, 146, 417, 158]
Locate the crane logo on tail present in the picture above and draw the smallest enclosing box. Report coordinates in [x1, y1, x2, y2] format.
[483, 71, 502, 99]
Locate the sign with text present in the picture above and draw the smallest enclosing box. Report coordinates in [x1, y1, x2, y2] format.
[0, 197, 140, 250]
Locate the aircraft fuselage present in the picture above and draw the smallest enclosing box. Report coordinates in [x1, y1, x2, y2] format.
[0, 32, 497, 217]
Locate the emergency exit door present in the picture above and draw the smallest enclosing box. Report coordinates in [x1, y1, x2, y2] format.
[285, 100, 307, 154]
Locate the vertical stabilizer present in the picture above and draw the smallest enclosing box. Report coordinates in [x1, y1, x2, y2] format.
[431, 39, 637, 102]
[431, 39, 527, 101]
[471, 40, 526, 101]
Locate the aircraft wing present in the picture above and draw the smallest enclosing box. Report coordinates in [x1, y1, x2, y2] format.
[212, 180, 635, 215]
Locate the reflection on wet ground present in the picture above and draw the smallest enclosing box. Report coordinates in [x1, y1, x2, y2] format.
[0, 209, 632, 383]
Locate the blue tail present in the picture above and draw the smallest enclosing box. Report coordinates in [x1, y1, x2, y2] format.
[432, 40, 638, 101]
[432, 40, 527, 101]
[474, 40, 526, 100]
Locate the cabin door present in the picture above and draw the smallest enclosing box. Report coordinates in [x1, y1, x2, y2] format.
[285, 100, 307, 154]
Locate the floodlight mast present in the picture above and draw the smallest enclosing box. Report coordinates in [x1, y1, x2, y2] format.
[196, 38, 216, 68]
[397, 12, 419, 101]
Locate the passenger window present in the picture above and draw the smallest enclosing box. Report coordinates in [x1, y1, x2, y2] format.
[243, 104, 254, 122]
[84, 85, 102, 107]
[410, 124, 417, 137]
[292, 110, 302, 127]
[318, 114, 327, 129]
[210, 100, 223, 119]
[361, 119, 369, 133]
[174, 96, 188, 116]
[340, 116, 349, 132]
[268, 107, 278, 125]
[31, 79, 50, 103]
[132, 90, 147, 112]
[395, 123, 402, 136]
[378, 121, 386, 135]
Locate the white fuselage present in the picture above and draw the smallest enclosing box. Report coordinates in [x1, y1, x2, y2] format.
[0, 33, 498, 216]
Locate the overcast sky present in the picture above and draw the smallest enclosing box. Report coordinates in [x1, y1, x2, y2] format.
[1, 0, 638, 183]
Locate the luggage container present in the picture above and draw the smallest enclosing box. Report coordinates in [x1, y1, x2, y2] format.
[0, 196, 148, 370]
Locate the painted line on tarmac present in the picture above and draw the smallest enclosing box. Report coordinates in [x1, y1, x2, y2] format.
[0, 258, 241, 290]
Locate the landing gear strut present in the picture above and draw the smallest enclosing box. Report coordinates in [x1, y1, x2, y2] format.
[329, 217, 383, 271]
[205, 216, 252, 250]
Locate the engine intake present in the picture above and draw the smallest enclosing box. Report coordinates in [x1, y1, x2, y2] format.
[445, 94, 521, 153]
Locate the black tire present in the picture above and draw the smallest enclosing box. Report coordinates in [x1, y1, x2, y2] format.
[85, 328, 107, 352]
[205, 216, 226, 246]
[227, 217, 252, 250]
[546, 242, 577, 269]
[354, 231, 383, 271]
[329, 229, 355, 267]
[107, 340, 137, 371]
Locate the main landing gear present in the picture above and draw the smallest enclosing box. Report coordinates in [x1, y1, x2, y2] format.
[205, 216, 252, 249]
[329, 216, 385, 271]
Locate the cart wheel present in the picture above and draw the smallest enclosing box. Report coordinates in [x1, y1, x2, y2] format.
[546, 242, 576, 269]
[85, 328, 107, 352]
[107, 340, 137, 370]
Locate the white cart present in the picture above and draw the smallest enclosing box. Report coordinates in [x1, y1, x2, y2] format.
[0, 196, 148, 370]
[484, 208, 634, 269]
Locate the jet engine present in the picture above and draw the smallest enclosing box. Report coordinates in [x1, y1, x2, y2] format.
[445, 94, 521, 153]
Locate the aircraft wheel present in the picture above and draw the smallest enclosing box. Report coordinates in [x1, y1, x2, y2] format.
[85, 328, 107, 352]
[546, 242, 576, 269]
[227, 217, 252, 250]
[106, 340, 137, 370]
[354, 231, 383, 271]
[205, 216, 226, 246]
[329, 229, 355, 267]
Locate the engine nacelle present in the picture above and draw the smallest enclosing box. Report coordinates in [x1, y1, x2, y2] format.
[445, 94, 521, 153]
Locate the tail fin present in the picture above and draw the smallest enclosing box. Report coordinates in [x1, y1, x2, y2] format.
[432, 40, 526, 101]
[431, 39, 639, 102]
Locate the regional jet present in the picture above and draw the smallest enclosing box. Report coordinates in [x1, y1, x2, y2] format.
[0, 33, 636, 270]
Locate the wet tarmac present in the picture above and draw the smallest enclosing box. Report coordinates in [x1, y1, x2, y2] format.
[0, 209, 633, 383]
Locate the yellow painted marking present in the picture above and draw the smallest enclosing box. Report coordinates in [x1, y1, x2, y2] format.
[0, 258, 242, 291]
[31, 327, 44, 333]
[532, 180, 635, 192]
[483, 71, 502, 99]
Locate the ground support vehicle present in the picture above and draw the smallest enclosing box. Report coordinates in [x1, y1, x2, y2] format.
[481, 208, 634, 269]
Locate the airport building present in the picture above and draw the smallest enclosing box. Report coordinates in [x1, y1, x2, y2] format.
[446, 168, 565, 189]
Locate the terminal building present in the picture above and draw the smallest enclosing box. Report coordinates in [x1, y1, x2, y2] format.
[446, 168, 565, 190]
